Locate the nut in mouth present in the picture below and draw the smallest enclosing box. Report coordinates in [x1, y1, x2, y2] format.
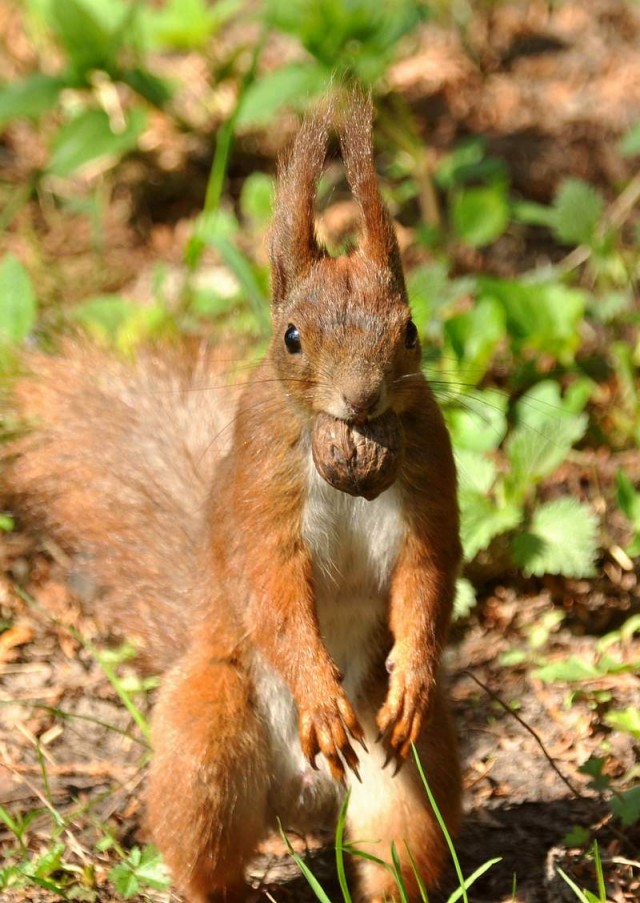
[311, 410, 404, 500]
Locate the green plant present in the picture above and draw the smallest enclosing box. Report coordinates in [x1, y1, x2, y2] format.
[557, 841, 608, 903]
[615, 469, 640, 556]
[0, 0, 246, 195]
[434, 138, 510, 248]
[0, 253, 38, 373]
[441, 374, 598, 582]
[0, 841, 82, 895]
[108, 845, 170, 899]
[284, 749, 501, 902]
[529, 615, 640, 829]
[237, 0, 428, 128]
[1, 1, 172, 179]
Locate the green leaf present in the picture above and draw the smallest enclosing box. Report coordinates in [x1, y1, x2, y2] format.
[72, 296, 139, 337]
[435, 137, 506, 190]
[609, 786, 640, 826]
[237, 63, 330, 128]
[70, 0, 132, 34]
[505, 412, 587, 489]
[265, 0, 424, 82]
[49, 0, 118, 75]
[512, 499, 598, 578]
[619, 122, 640, 157]
[443, 297, 506, 380]
[48, 107, 146, 177]
[511, 199, 556, 228]
[109, 862, 139, 898]
[73, 296, 171, 351]
[604, 707, 640, 740]
[563, 825, 591, 848]
[451, 185, 510, 247]
[453, 577, 476, 620]
[459, 490, 521, 561]
[514, 379, 589, 431]
[0, 74, 68, 128]
[0, 254, 37, 344]
[139, 0, 239, 50]
[33, 843, 65, 879]
[0, 865, 22, 889]
[455, 449, 497, 494]
[208, 237, 270, 331]
[109, 847, 168, 899]
[119, 68, 173, 108]
[551, 178, 604, 246]
[132, 846, 170, 890]
[240, 173, 274, 228]
[443, 389, 509, 453]
[616, 469, 640, 527]
[408, 262, 451, 337]
[505, 382, 588, 492]
[536, 656, 602, 683]
[479, 277, 586, 363]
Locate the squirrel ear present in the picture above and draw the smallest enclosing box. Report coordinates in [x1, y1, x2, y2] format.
[338, 90, 407, 297]
[269, 104, 331, 314]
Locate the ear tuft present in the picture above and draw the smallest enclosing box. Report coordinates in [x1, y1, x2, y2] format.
[269, 89, 406, 316]
[269, 100, 333, 313]
[338, 88, 406, 295]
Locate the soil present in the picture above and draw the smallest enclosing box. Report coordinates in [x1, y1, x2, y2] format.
[1, 1, 639, 901]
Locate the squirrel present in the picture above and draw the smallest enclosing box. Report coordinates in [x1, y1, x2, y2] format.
[6, 92, 462, 902]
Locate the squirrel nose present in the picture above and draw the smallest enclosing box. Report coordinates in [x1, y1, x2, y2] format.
[343, 389, 382, 422]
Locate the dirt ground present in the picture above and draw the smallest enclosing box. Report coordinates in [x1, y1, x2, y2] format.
[1, 1, 640, 901]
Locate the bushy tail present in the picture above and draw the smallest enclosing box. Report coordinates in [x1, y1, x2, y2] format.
[4, 343, 238, 672]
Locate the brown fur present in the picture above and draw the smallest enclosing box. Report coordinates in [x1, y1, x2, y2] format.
[6, 91, 462, 901]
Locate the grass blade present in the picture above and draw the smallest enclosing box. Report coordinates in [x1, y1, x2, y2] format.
[593, 842, 605, 901]
[390, 841, 409, 903]
[557, 867, 590, 902]
[279, 821, 333, 903]
[404, 842, 429, 902]
[411, 744, 467, 903]
[446, 858, 503, 903]
[335, 790, 352, 902]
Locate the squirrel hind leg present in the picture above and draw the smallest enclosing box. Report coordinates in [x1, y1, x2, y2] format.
[147, 645, 270, 901]
[346, 685, 461, 901]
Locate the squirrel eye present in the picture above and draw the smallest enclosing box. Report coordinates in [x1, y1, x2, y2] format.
[284, 324, 302, 354]
[405, 319, 418, 350]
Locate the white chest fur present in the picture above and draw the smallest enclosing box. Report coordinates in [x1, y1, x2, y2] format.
[252, 458, 407, 826]
[302, 457, 406, 696]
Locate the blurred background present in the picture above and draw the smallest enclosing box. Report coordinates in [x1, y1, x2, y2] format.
[0, 1, 639, 901]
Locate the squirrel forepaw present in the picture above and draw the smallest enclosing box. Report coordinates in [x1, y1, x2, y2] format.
[376, 654, 435, 765]
[298, 691, 365, 784]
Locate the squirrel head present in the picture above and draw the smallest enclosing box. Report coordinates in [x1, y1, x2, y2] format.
[268, 91, 421, 425]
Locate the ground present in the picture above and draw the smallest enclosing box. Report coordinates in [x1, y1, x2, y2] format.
[1, 1, 639, 901]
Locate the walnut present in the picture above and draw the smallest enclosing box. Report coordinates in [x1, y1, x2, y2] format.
[311, 411, 403, 500]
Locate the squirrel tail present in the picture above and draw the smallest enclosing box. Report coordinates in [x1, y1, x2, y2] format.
[5, 342, 238, 672]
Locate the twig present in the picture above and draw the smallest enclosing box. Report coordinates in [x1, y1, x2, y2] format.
[462, 669, 585, 799]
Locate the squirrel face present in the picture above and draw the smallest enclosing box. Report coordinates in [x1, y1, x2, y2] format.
[269, 93, 422, 426]
[271, 255, 421, 424]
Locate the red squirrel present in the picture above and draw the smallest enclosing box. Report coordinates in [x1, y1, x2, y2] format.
[8, 93, 462, 902]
